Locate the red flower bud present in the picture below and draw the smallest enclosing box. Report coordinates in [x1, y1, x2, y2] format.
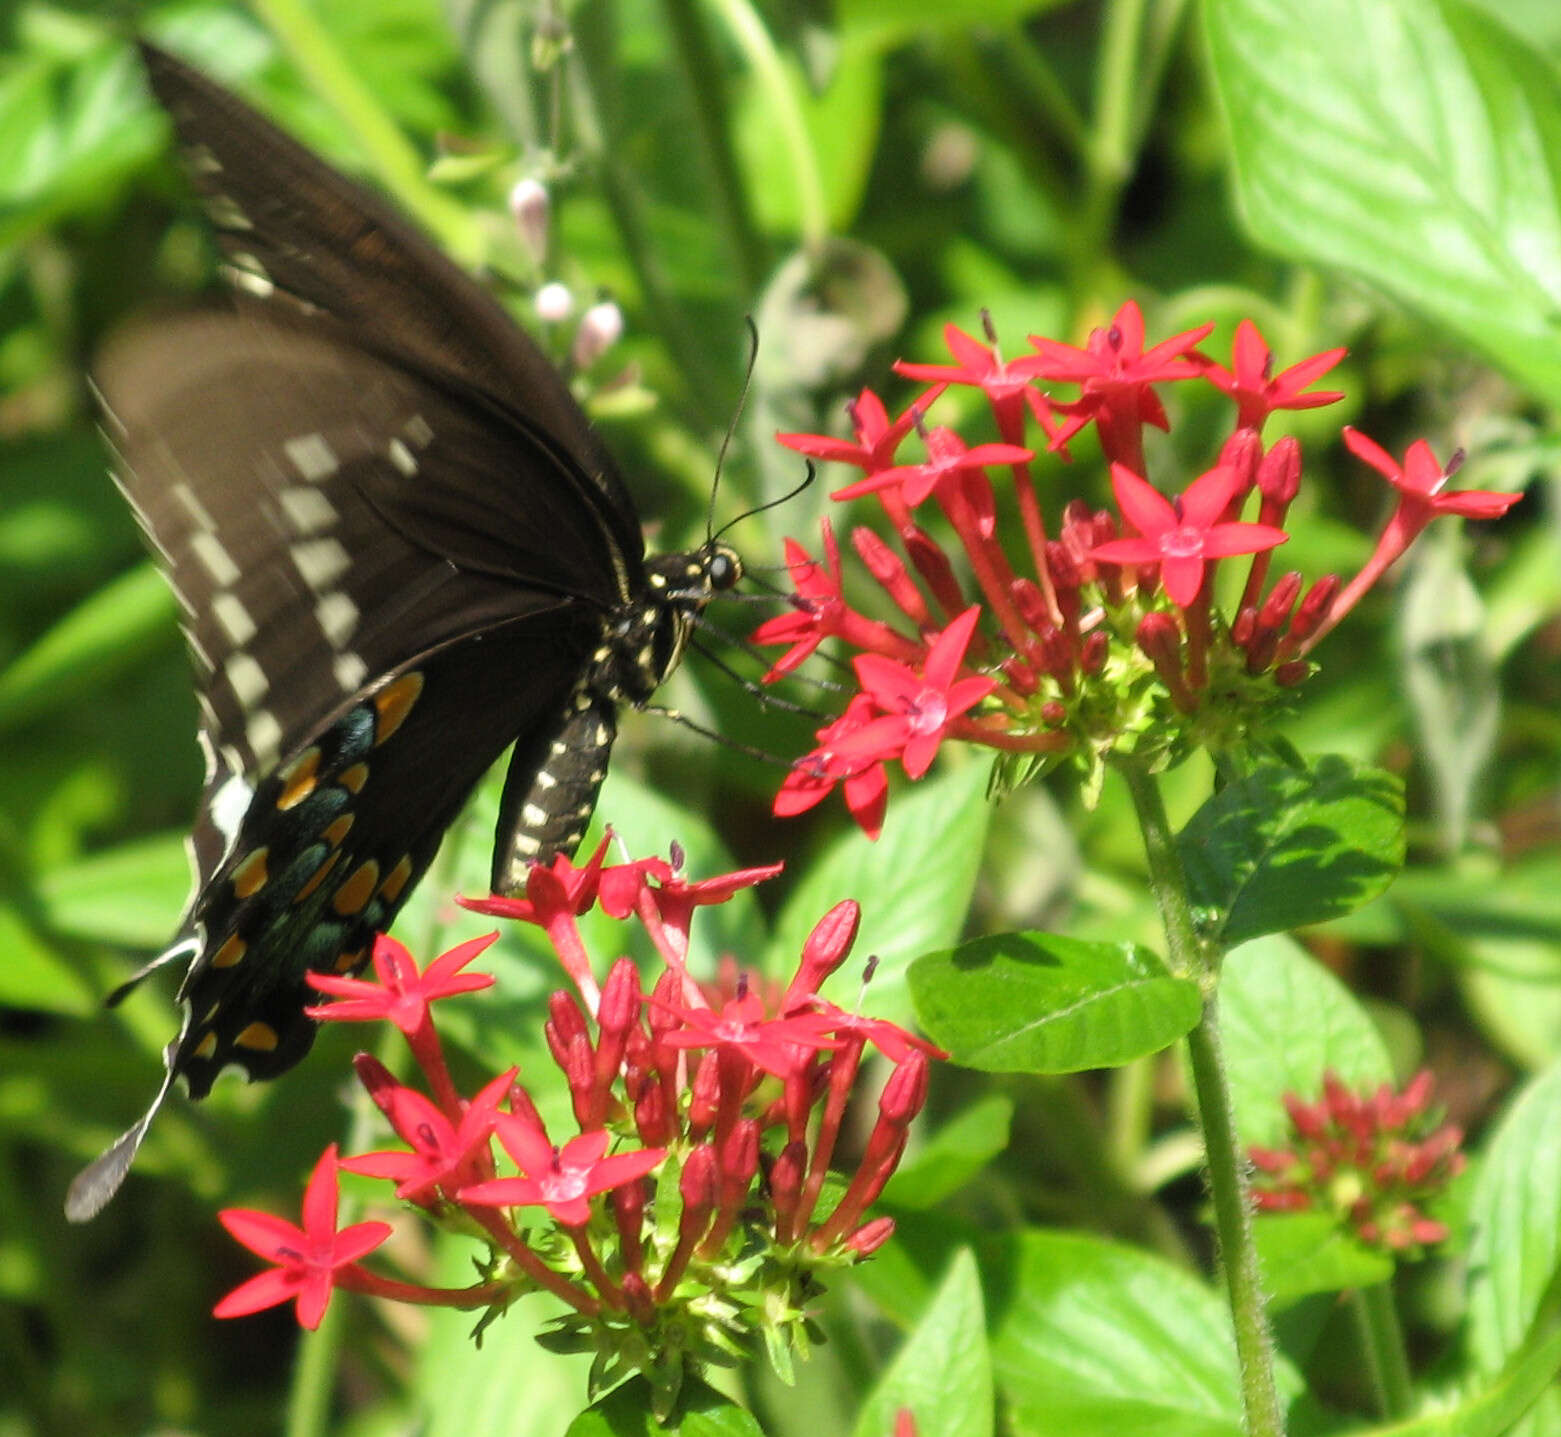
[880, 1051, 930, 1125]
[844, 1216, 896, 1255]
[1219, 427, 1263, 496]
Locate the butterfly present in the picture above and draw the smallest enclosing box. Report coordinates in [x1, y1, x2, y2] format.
[66, 42, 741, 1220]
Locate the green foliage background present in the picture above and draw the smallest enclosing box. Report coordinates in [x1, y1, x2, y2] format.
[2, 0, 1560, 1432]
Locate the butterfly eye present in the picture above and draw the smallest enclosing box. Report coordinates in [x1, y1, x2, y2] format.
[708, 547, 742, 591]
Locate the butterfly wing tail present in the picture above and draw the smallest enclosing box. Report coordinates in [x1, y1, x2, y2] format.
[64, 1048, 181, 1222]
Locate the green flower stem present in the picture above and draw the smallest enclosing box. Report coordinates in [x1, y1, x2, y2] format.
[659, 0, 767, 295]
[1118, 759, 1284, 1437]
[1351, 1282, 1414, 1419]
[250, 0, 479, 264]
[285, 1297, 342, 1437]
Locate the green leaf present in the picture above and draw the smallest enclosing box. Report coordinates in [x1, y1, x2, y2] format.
[1362, 1325, 1561, 1436]
[1465, 1057, 1561, 1437]
[0, 904, 94, 1014]
[34, 831, 189, 949]
[838, 0, 1070, 52]
[1217, 935, 1393, 1148]
[1205, 0, 1561, 408]
[853, 1249, 992, 1437]
[1253, 1213, 1394, 1306]
[1178, 756, 1405, 946]
[568, 1376, 764, 1434]
[882, 1094, 1014, 1209]
[770, 760, 991, 1027]
[989, 1229, 1302, 1436]
[0, 565, 176, 732]
[909, 931, 1200, 1074]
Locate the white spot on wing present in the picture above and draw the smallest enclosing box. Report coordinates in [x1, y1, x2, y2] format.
[172, 484, 216, 531]
[225, 653, 269, 709]
[280, 487, 337, 534]
[205, 194, 253, 230]
[522, 802, 548, 827]
[513, 833, 541, 856]
[404, 414, 433, 446]
[283, 434, 339, 482]
[334, 652, 369, 691]
[210, 772, 254, 848]
[189, 532, 239, 586]
[227, 265, 276, 299]
[291, 538, 350, 591]
[246, 710, 283, 768]
[211, 593, 257, 646]
[388, 438, 417, 476]
[534, 770, 557, 789]
[315, 592, 358, 647]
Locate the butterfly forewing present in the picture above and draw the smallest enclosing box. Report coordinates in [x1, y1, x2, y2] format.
[67, 43, 740, 1222]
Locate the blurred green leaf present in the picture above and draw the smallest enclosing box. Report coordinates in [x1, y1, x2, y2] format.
[909, 931, 1200, 1073]
[989, 1229, 1303, 1436]
[1252, 1213, 1394, 1307]
[771, 760, 992, 1028]
[1206, 0, 1561, 407]
[882, 1093, 1013, 1209]
[853, 1248, 991, 1437]
[0, 565, 176, 732]
[1218, 935, 1393, 1149]
[34, 830, 188, 949]
[1465, 1057, 1561, 1437]
[1178, 756, 1405, 946]
[0, 903, 94, 1013]
[567, 1377, 763, 1434]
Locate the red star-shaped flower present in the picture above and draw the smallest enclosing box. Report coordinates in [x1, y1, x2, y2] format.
[846, 606, 996, 777]
[214, 1145, 392, 1330]
[341, 1060, 513, 1205]
[1089, 463, 1288, 606]
[774, 696, 893, 837]
[458, 833, 610, 926]
[1197, 319, 1345, 431]
[1028, 300, 1213, 466]
[1343, 427, 1522, 547]
[895, 321, 1054, 446]
[776, 387, 937, 477]
[459, 1115, 665, 1228]
[655, 988, 842, 1079]
[305, 932, 497, 1035]
[831, 426, 1032, 507]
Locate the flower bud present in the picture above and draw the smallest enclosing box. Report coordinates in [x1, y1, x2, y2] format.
[1219, 427, 1262, 496]
[1257, 436, 1302, 507]
[1287, 574, 1340, 645]
[879, 1050, 930, 1125]
[845, 1216, 897, 1255]
[785, 900, 860, 1011]
[572, 299, 624, 369]
[508, 177, 550, 261]
[1079, 630, 1108, 675]
[534, 280, 573, 324]
[688, 1051, 722, 1139]
[598, 957, 641, 1038]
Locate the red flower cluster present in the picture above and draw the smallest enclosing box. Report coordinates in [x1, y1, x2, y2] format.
[758, 304, 1522, 832]
[214, 838, 940, 1393]
[1249, 1070, 1466, 1255]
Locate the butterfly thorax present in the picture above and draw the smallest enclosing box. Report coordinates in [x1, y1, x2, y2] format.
[594, 542, 743, 705]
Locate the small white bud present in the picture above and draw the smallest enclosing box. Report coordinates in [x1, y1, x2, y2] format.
[508, 177, 550, 261]
[534, 281, 574, 324]
[572, 300, 624, 369]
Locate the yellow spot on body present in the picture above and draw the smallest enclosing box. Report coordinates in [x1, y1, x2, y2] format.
[334, 945, 367, 973]
[373, 671, 424, 745]
[193, 1032, 218, 1060]
[235, 1022, 279, 1052]
[231, 847, 270, 899]
[276, 747, 320, 810]
[339, 762, 369, 795]
[378, 856, 414, 904]
[293, 849, 341, 904]
[211, 934, 247, 969]
[333, 859, 380, 915]
[322, 813, 355, 846]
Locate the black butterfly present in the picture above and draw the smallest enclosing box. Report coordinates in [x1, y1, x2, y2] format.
[66, 43, 741, 1220]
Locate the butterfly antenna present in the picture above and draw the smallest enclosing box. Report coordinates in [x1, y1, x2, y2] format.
[706, 317, 763, 544]
[713, 461, 817, 547]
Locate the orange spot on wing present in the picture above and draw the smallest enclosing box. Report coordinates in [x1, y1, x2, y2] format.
[276, 747, 321, 810]
[332, 859, 380, 915]
[231, 847, 270, 899]
[235, 1022, 279, 1052]
[377, 855, 414, 905]
[373, 671, 424, 746]
[338, 762, 369, 795]
[211, 934, 246, 969]
[322, 813, 355, 846]
[192, 1032, 218, 1060]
